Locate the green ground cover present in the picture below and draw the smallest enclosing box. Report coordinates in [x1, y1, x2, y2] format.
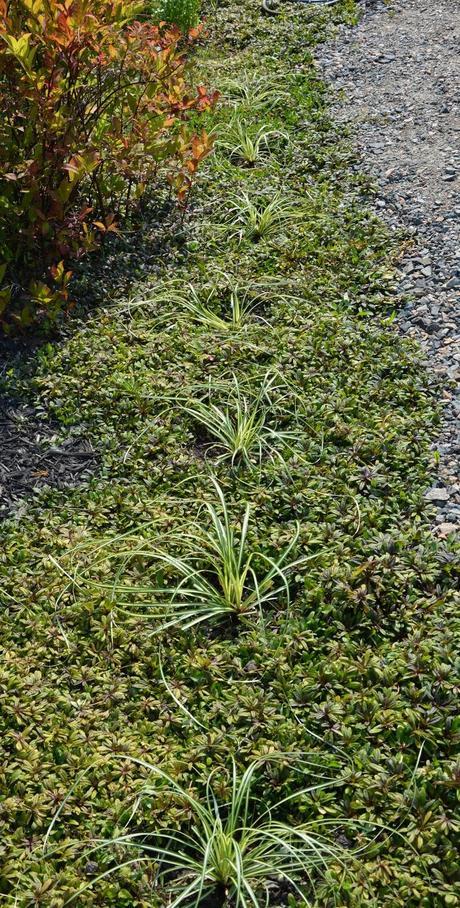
[0, 1, 459, 905]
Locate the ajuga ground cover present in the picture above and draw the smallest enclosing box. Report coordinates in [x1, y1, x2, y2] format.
[0, 0, 459, 906]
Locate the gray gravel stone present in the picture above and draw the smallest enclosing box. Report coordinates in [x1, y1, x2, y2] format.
[436, 522, 459, 537]
[425, 487, 450, 502]
[317, 0, 460, 535]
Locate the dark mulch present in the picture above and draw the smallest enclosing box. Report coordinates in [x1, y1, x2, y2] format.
[0, 396, 98, 519]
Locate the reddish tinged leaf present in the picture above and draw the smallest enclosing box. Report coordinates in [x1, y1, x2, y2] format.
[0, 0, 214, 328]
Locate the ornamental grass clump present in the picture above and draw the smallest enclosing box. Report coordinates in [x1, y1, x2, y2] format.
[218, 118, 289, 167]
[150, 0, 200, 32]
[47, 756, 350, 907]
[117, 274, 309, 332]
[118, 275, 272, 330]
[0, 0, 215, 327]
[67, 479, 310, 633]
[221, 72, 290, 113]
[179, 372, 301, 467]
[226, 192, 305, 244]
[124, 281, 256, 330]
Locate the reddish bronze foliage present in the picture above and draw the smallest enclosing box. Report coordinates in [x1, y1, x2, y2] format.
[0, 0, 217, 327]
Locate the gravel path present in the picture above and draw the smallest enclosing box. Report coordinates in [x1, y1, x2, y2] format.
[317, 0, 460, 536]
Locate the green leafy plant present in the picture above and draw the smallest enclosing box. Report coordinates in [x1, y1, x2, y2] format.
[118, 275, 277, 330]
[150, 0, 200, 32]
[218, 118, 289, 167]
[64, 478, 310, 632]
[0, 0, 215, 327]
[221, 72, 290, 113]
[225, 192, 305, 244]
[123, 281, 255, 331]
[47, 756, 350, 907]
[179, 372, 301, 467]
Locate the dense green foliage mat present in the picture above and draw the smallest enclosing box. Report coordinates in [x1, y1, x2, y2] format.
[1, 0, 459, 905]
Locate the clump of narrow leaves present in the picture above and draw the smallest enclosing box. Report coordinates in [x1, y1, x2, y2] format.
[47, 756, 351, 907]
[225, 192, 305, 244]
[150, 0, 200, 32]
[0, 0, 216, 327]
[118, 273, 304, 330]
[178, 372, 302, 468]
[119, 277, 258, 330]
[64, 478, 309, 632]
[218, 117, 289, 167]
[221, 72, 290, 113]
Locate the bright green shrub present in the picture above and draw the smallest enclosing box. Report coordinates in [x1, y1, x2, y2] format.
[150, 0, 201, 33]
